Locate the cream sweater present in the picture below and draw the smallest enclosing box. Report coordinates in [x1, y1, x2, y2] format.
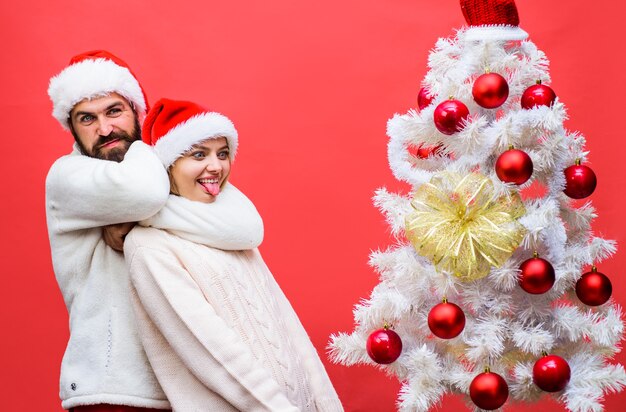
[125, 185, 343, 411]
[45, 141, 171, 409]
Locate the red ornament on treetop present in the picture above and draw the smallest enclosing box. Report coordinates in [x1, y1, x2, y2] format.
[521, 80, 557, 109]
[433, 99, 469, 135]
[366, 326, 403, 364]
[428, 299, 466, 339]
[461, 0, 520, 27]
[470, 369, 509, 410]
[460, 0, 527, 41]
[533, 354, 571, 392]
[576, 266, 612, 306]
[473, 72, 509, 109]
[563, 160, 597, 199]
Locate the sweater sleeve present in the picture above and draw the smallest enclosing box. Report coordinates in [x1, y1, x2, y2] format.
[45, 141, 169, 233]
[262, 255, 344, 411]
[125, 232, 299, 412]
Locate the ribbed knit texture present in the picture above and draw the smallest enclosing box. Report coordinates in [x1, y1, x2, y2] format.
[125, 195, 343, 411]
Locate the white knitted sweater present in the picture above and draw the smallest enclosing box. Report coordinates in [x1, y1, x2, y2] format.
[124, 185, 343, 411]
[45, 141, 171, 409]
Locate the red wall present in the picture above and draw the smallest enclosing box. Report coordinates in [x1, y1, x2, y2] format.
[1, 0, 625, 410]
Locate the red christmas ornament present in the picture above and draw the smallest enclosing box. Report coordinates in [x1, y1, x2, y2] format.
[470, 370, 509, 410]
[519, 254, 555, 294]
[533, 354, 571, 392]
[563, 160, 597, 199]
[576, 266, 612, 306]
[495, 148, 533, 185]
[433, 99, 470, 135]
[415, 144, 443, 159]
[417, 87, 435, 110]
[473, 72, 509, 109]
[428, 299, 465, 339]
[366, 327, 403, 364]
[521, 80, 557, 109]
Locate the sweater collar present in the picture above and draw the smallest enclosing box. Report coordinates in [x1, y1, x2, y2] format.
[140, 183, 264, 250]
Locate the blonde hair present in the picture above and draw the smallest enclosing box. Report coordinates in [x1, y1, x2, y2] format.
[167, 167, 180, 196]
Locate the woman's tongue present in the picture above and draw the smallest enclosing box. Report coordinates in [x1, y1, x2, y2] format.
[199, 180, 220, 196]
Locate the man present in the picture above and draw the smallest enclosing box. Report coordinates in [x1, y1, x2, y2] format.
[46, 50, 171, 411]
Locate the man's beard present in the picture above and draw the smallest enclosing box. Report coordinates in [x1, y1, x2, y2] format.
[75, 117, 142, 162]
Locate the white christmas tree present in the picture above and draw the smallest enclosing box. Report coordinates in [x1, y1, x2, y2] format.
[328, 1, 626, 411]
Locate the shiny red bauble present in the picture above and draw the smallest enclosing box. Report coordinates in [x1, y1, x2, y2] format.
[473, 72, 509, 109]
[576, 268, 612, 306]
[470, 371, 509, 410]
[428, 301, 465, 339]
[366, 328, 403, 364]
[495, 149, 533, 185]
[417, 87, 435, 110]
[415, 144, 443, 159]
[521, 81, 557, 109]
[533, 355, 571, 392]
[519, 256, 555, 294]
[563, 163, 597, 199]
[433, 99, 470, 135]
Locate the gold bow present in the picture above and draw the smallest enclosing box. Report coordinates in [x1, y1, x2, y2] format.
[406, 171, 526, 281]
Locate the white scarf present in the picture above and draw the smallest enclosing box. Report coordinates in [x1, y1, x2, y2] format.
[140, 183, 264, 251]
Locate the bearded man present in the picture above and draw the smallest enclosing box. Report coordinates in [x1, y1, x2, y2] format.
[46, 50, 170, 411]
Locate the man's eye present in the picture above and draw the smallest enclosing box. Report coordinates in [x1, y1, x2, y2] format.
[79, 115, 94, 123]
[108, 108, 122, 116]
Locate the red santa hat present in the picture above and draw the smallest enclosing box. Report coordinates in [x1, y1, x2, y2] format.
[48, 50, 148, 130]
[460, 0, 528, 41]
[142, 98, 238, 167]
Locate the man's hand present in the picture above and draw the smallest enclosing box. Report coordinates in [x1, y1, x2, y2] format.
[102, 222, 136, 252]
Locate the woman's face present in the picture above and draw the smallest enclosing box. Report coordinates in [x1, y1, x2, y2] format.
[169, 137, 231, 203]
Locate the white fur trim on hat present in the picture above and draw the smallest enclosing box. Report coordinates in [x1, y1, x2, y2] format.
[48, 58, 147, 130]
[464, 25, 528, 42]
[153, 112, 238, 167]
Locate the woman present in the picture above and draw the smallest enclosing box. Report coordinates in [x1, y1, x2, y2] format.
[124, 98, 343, 411]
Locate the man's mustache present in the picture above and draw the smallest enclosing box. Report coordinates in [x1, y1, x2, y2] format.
[95, 131, 135, 149]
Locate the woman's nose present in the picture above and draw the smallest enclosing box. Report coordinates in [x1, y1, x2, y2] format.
[205, 156, 222, 172]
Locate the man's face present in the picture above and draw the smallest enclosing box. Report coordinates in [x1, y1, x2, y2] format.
[69, 93, 141, 162]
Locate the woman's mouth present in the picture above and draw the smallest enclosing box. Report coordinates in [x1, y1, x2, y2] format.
[198, 177, 221, 196]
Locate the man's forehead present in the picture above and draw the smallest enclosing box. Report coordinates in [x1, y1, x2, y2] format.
[71, 92, 131, 115]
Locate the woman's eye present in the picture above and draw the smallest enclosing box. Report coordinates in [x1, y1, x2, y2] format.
[192, 152, 205, 159]
[218, 151, 229, 159]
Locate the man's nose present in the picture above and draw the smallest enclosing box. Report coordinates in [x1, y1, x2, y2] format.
[96, 117, 114, 136]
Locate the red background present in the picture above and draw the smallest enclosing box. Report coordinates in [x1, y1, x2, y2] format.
[1, 0, 625, 410]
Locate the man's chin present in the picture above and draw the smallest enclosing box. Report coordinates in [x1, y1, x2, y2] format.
[92, 140, 134, 162]
[101, 148, 128, 162]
